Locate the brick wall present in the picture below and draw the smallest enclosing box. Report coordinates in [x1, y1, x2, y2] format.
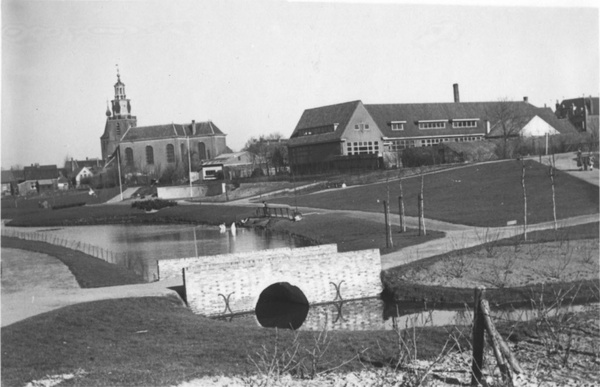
[157, 244, 338, 281]
[183, 246, 382, 316]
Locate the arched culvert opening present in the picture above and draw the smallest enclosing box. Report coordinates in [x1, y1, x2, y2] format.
[255, 282, 309, 330]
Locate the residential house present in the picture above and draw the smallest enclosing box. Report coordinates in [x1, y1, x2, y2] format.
[1, 170, 17, 195]
[65, 158, 105, 187]
[18, 164, 59, 195]
[57, 176, 70, 190]
[201, 151, 256, 180]
[288, 85, 578, 173]
[555, 96, 599, 134]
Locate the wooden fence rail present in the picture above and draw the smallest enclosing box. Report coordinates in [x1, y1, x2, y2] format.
[471, 287, 522, 386]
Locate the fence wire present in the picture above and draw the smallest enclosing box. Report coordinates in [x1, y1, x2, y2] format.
[1, 228, 151, 281]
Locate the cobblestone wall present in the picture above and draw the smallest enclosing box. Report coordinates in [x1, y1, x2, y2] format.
[157, 244, 338, 281]
[184, 247, 382, 316]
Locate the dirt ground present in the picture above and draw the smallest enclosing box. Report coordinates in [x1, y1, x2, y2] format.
[397, 239, 599, 289]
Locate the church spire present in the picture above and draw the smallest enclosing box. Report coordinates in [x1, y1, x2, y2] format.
[111, 65, 131, 118]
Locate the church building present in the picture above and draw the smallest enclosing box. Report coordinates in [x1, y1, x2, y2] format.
[100, 71, 228, 175]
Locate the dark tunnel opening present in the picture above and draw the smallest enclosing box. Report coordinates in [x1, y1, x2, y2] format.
[255, 282, 309, 330]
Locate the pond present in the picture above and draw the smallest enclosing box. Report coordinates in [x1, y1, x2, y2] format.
[36, 224, 312, 281]
[218, 296, 594, 331]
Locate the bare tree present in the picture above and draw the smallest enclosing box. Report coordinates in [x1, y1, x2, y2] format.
[244, 133, 288, 176]
[486, 99, 531, 159]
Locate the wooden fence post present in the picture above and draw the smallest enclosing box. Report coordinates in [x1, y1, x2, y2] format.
[471, 287, 486, 386]
[418, 192, 426, 236]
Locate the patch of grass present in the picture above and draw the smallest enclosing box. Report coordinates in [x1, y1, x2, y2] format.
[4, 204, 257, 228]
[1, 237, 144, 288]
[0, 297, 463, 387]
[1, 187, 121, 214]
[381, 223, 600, 306]
[269, 160, 599, 227]
[268, 214, 445, 253]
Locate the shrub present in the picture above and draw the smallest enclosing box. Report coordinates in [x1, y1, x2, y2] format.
[131, 199, 177, 211]
[401, 147, 441, 167]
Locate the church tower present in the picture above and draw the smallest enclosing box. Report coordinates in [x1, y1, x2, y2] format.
[100, 68, 137, 160]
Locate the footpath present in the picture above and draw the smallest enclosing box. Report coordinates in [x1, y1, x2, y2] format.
[2, 152, 597, 327]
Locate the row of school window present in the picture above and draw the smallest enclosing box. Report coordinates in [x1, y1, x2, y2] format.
[346, 141, 380, 155]
[124, 143, 209, 166]
[390, 120, 478, 130]
[385, 136, 483, 151]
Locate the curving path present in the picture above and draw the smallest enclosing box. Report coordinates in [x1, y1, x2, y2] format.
[1, 248, 182, 327]
[2, 152, 597, 326]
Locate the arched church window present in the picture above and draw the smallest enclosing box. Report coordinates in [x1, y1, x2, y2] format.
[166, 144, 175, 163]
[198, 142, 207, 160]
[181, 144, 185, 162]
[125, 148, 134, 166]
[146, 146, 154, 165]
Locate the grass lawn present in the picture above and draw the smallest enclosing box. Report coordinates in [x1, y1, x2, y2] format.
[0, 297, 460, 387]
[268, 160, 599, 227]
[4, 203, 257, 228]
[1, 237, 144, 288]
[268, 214, 445, 254]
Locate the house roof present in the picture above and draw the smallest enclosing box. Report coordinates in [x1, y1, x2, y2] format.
[288, 100, 361, 147]
[202, 151, 254, 166]
[23, 165, 59, 181]
[288, 100, 579, 147]
[65, 159, 105, 174]
[121, 121, 225, 142]
[557, 97, 599, 116]
[487, 105, 578, 137]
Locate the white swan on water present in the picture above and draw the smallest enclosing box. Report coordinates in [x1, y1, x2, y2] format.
[230, 222, 237, 234]
[219, 223, 226, 233]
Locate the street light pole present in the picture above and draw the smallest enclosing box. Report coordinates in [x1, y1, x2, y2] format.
[187, 136, 193, 199]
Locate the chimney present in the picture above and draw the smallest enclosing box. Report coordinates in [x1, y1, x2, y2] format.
[523, 96, 528, 103]
[192, 120, 196, 135]
[453, 83, 460, 103]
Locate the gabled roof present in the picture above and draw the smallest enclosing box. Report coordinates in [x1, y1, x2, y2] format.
[557, 97, 599, 116]
[486, 105, 578, 137]
[121, 121, 225, 142]
[203, 151, 254, 166]
[23, 165, 59, 181]
[288, 100, 579, 147]
[288, 100, 362, 147]
[66, 158, 105, 173]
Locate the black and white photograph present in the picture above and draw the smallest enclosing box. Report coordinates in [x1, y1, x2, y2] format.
[1, 0, 599, 386]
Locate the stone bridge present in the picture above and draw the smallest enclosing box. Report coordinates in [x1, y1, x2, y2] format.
[157, 244, 382, 317]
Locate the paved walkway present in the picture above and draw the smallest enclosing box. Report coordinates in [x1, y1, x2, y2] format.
[1, 248, 182, 327]
[2, 152, 597, 327]
[105, 187, 139, 204]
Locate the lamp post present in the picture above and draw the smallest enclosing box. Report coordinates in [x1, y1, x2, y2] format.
[187, 136, 192, 199]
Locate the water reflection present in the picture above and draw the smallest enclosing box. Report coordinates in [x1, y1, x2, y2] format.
[35, 224, 311, 281]
[218, 297, 593, 331]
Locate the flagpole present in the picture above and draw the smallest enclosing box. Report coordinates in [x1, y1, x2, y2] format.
[117, 146, 123, 201]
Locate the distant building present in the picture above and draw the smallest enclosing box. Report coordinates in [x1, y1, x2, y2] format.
[100, 70, 229, 178]
[201, 151, 256, 180]
[18, 164, 59, 195]
[555, 96, 599, 133]
[1, 170, 17, 195]
[288, 85, 577, 173]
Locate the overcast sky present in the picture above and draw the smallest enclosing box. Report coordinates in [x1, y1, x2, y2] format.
[2, 0, 598, 168]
